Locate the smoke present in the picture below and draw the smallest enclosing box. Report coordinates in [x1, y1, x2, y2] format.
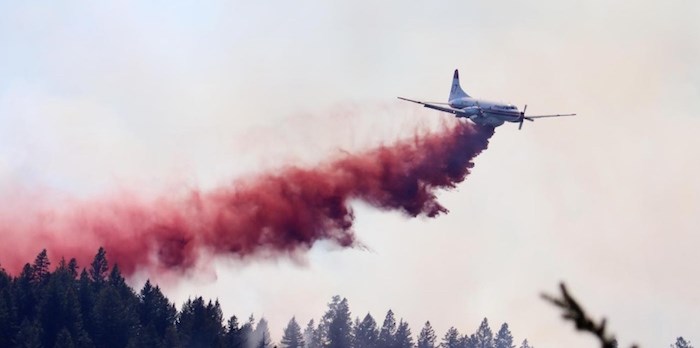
[0, 121, 494, 277]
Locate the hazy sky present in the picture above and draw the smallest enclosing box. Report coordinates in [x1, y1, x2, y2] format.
[1, 1, 699, 347]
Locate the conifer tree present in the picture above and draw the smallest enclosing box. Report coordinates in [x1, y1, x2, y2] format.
[378, 309, 397, 348]
[354, 313, 379, 348]
[225, 315, 246, 348]
[77, 269, 96, 340]
[395, 319, 414, 348]
[318, 295, 342, 346]
[32, 249, 51, 283]
[253, 317, 272, 348]
[441, 327, 461, 348]
[89, 248, 109, 285]
[93, 286, 137, 348]
[474, 318, 494, 348]
[304, 319, 322, 348]
[281, 317, 305, 348]
[139, 280, 177, 343]
[494, 323, 514, 348]
[67, 258, 79, 279]
[108, 265, 133, 301]
[417, 321, 437, 348]
[328, 298, 353, 348]
[463, 334, 478, 348]
[519, 339, 533, 348]
[238, 315, 255, 348]
[38, 269, 84, 348]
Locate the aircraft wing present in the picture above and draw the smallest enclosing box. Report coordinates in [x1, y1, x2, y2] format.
[397, 97, 464, 116]
[526, 113, 577, 119]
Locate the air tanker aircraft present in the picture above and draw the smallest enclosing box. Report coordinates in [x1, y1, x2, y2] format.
[399, 70, 576, 129]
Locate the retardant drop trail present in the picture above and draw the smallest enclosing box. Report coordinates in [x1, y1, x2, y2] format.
[0, 121, 495, 276]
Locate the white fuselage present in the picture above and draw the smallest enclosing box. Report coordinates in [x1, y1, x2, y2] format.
[449, 97, 521, 127]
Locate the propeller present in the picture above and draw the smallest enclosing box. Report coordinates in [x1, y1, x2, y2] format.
[518, 104, 534, 130]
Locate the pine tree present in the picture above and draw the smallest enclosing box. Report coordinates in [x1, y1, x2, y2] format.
[77, 269, 96, 341]
[464, 334, 478, 348]
[394, 319, 414, 348]
[378, 310, 397, 348]
[441, 327, 461, 348]
[108, 264, 133, 300]
[474, 318, 494, 348]
[239, 315, 255, 348]
[328, 298, 353, 348]
[318, 295, 342, 346]
[494, 323, 514, 348]
[38, 268, 84, 348]
[672, 337, 694, 348]
[354, 313, 379, 348]
[32, 249, 51, 283]
[225, 315, 246, 348]
[93, 286, 138, 348]
[253, 318, 272, 348]
[304, 319, 322, 348]
[417, 321, 437, 348]
[89, 247, 109, 285]
[177, 297, 225, 348]
[139, 280, 177, 344]
[281, 317, 305, 348]
[519, 339, 533, 348]
[67, 258, 79, 279]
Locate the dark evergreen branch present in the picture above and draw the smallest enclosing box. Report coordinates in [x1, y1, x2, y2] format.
[542, 282, 638, 348]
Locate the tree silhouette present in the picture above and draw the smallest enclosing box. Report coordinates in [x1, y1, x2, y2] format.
[378, 309, 397, 348]
[328, 298, 353, 348]
[139, 279, 177, 345]
[474, 318, 494, 348]
[519, 339, 533, 348]
[355, 313, 379, 348]
[88, 248, 109, 286]
[32, 249, 51, 284]
[281, 317, 304, 348]
[253, 317, 272, 348]
[417, 321, 437, 348]
[495, 323, 515, 348]
[442, 327, 461, 348]
[177, 297, 225, 348]
[394, 319, 414, 348]
[304, 319, 322, 348]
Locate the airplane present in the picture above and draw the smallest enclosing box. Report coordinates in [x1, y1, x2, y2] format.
[398, 69, 576, 129]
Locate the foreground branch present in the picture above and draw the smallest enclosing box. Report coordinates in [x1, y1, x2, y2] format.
[542, 283, 638, 348]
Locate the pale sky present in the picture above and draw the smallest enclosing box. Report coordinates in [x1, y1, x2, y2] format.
[1, 1, 699, 347]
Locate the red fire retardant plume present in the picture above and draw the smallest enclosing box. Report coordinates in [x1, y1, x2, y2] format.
[0, 122, 494, 276]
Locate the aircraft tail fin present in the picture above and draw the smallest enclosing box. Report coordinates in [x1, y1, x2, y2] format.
[448, 69, 470, 101]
